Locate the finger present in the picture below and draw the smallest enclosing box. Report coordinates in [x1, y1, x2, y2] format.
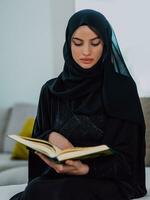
[35, 152, 66, 173]
[65, 160, 82, 168]
[35, 152, 57, 168]
[61, 164, 84, 175]
[65, 160, 73, 165]
[58, 165, 75, 174]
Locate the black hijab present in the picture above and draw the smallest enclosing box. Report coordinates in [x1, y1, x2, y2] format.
[49, 9, 145, 127]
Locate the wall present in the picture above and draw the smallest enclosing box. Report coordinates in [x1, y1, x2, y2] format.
[50, 0, 75, 76]
[0, 0, 75, 132]
[0, 0, 75, 109]
[0, 0, 53, 109]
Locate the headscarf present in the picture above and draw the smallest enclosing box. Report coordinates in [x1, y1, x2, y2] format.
[49, 9, 145, 127]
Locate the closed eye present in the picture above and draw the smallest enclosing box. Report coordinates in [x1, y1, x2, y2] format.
[72, 38, 83, 46]
[71, 37, 103, 46]
[91, 38, 103, 46]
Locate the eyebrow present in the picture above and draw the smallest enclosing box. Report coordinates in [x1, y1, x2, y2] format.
[72, 36, 100, 41]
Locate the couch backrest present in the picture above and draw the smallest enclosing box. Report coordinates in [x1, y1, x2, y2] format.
[0, 108, 11, 152]
[2, 103, 37, 153]
[140, 98, 150, 166]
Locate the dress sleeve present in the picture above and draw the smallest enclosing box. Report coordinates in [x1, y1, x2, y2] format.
[84, 117, 142, 181]
[32, 83, 53, 141]
[28, 83, 54, 182]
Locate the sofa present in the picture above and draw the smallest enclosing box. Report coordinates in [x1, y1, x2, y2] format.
[0, 98, 150, 200]
[0, 103, 37, 186]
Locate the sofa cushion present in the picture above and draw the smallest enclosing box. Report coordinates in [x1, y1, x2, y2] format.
[0, 184, 26, 200]
[0, 166, 28, 186]
[140, 98, 150, 166]
[0, 153, 27, 172]
[11, 117, 35, 160]
[0, 108, 11, 152]
[3, 103, 37, 153]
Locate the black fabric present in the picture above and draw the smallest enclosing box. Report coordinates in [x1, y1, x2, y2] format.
[10, 83, 146, 200]
[49, 9, 111, 115]
[11, 176, 126, 200]
[10, 9, 147, 200]
[35, 84, 147, 199]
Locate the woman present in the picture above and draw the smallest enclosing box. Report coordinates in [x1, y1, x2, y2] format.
[10, 9, 147, 200]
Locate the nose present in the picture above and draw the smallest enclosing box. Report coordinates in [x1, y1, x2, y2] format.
[82, 44, 91, 56]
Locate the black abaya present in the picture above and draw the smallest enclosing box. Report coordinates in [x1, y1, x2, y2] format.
[10, 81, 146, 200]
[15, 176, 126, 200]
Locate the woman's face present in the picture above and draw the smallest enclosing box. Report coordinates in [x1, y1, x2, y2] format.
[71, 25, 104, 69]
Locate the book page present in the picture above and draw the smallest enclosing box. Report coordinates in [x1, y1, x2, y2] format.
[21, 136, 62, 154]
[60, 145, 108, 154]
[8, 135, 60, 158]
[57, 145, 112, 161]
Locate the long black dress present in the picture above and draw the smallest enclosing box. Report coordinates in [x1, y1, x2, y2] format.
[10, 79, 147, 200]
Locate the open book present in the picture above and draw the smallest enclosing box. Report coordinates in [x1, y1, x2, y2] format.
[8, 135, 113, 162]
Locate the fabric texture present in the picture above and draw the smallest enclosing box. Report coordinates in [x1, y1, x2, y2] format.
[10, 82, 146, 200]
[16, 175, 126, 200]
[28, 84, 146, 199]
[11, 118, 35, 160]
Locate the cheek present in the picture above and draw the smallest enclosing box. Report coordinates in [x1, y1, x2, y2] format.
[95, 46, 103, 60]
[71, 46, 80, 61]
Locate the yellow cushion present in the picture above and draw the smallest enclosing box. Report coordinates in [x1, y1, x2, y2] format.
[11, 117, 35, 160]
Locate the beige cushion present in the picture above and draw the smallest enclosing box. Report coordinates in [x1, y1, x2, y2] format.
[140, 98, 150, 166]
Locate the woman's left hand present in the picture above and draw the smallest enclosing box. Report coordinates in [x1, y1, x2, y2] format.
[35, 152, 89, 175]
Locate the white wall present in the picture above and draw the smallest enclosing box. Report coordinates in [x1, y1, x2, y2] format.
[75, 0, 150, 97]
[0, 0, 75, 132]
[0, 0, 75, 110]
[50, 1, 75, 76]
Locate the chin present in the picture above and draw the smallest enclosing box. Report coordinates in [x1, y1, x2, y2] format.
[79, 63, 95, 69]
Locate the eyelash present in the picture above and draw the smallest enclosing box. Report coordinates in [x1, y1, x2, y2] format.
[91, 42, 101, 46]
[73, 42, 101, 47]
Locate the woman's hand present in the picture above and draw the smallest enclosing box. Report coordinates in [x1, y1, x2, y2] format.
[35, 131, 89, 175]
[48, 131, 74, 149]
[35, 152, 89, 175]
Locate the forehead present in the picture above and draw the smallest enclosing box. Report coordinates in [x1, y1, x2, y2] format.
[72, 25, 98, 39]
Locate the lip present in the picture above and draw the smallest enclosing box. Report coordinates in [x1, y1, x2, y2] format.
[80, 58, 94, 64]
